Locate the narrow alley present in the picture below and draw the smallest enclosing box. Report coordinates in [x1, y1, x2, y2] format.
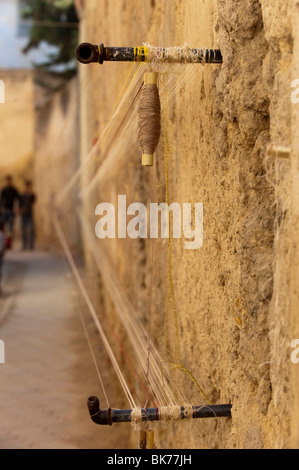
[0, 250, 127, 449]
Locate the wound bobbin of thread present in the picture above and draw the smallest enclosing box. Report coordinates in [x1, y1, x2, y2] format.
[138, 72, 161, 166]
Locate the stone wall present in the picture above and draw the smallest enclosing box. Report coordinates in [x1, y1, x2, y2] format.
[290, 0, 299, 450]
[0, 69, 34, 190]
[34, 77, 80, 251]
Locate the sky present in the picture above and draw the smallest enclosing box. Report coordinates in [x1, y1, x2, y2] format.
[0, 0, 56, 69]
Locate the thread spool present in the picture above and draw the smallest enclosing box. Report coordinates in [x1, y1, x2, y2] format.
[138, 72, 161, 166]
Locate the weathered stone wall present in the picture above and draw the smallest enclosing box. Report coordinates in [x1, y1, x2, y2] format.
[34, 77, 80, 251]
[77, 0, 299, 449]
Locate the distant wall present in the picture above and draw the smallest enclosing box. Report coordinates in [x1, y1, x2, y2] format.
[34, 77, 80, 251]
[0, 69, 34, 189]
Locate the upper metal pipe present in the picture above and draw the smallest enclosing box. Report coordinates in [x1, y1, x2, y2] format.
[75, 43, 223, 65]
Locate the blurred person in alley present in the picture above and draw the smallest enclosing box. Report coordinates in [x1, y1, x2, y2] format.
[0, 175, 20, 237]
[20, 180, 36, 251]
[0, 221, 6, 296]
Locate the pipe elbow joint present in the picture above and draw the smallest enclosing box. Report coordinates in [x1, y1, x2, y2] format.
[87, 396, 112, 425]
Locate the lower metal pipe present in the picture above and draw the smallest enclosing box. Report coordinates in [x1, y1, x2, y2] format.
[87, 396, 232, 426]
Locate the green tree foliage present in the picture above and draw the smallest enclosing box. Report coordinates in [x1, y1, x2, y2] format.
[22, 0, 79, 90]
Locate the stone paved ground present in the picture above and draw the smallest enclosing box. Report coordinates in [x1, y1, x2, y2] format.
[0, 250, 129, 449]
